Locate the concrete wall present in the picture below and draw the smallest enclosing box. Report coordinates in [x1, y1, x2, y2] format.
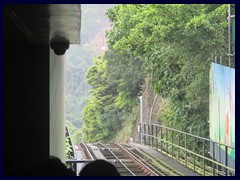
[3, 6, 77, 169]
[3, 14, 49, 168]
[49, 50, 66, 162]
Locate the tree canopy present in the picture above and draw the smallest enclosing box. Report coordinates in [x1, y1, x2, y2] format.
[106, 4, 229, 137]
[79, 4, 229, 143]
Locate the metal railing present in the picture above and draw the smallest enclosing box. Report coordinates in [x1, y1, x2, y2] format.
[66, 126, 76, 159]
[139, 123, 235, 176]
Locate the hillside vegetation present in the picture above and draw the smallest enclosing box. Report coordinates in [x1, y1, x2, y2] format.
[68, 4, 231, 144]
[66, 4, 115, 143]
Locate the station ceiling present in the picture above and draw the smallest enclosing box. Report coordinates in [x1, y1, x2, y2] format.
[4, 4, 81, 45]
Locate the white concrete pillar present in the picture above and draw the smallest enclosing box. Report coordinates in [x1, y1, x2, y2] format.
[49, 49, 66, 162]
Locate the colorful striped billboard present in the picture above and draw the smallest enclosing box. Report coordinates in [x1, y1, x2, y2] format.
[209, 62, 235, 167]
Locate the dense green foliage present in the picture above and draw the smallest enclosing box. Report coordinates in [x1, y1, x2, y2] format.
[78, 4, 230, 143]
[66, 46, 95, 129]
[106, 4, 228, 138]
[65, 5, 114, 144]
[80, 51, 144, 142]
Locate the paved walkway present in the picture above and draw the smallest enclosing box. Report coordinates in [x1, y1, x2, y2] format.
[129, 142, 201, 176]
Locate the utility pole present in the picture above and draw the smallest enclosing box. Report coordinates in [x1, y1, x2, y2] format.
[138, 96, 143, 144]
[228, 4, 233, 68]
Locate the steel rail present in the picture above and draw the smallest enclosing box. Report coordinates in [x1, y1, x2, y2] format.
[106, 147, 136, 176]
[114, 143, 160, 176]
[98, 143, 136, 176]
[79, 143, 94, 160]
[121, 144, 168, 176]
[132, 147, 183, 176]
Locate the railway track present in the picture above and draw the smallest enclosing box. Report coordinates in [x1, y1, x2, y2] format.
[121, 144, 183, 176]
[78, 143, 96, 160]
[78, 143, 182, 176]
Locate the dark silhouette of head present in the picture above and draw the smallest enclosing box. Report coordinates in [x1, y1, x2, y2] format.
[79, 159, 120, 176]
[34, 156, 75, 176]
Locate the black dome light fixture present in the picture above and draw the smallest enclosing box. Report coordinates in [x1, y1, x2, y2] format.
[50, 35, 69, 56]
